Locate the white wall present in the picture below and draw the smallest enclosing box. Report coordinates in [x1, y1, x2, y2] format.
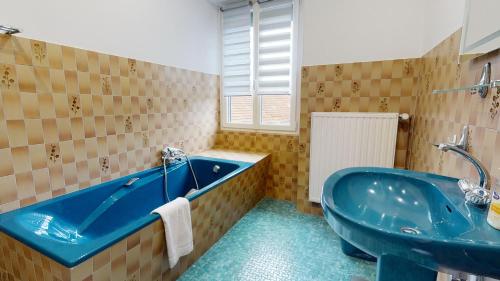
[0, 0, 220, 74]
[422, 0, 465, 54]
[301, 0, 426, 66]
[1, 0, 469, 72]
[300, 0, 466, 66]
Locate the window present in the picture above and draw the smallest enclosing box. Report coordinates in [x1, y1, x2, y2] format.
[221, 0, 298, 132]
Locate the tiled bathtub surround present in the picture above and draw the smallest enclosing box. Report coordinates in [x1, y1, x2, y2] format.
[214, 131, 299, 202]
[0, 150, 270, 281]
[0, 35, 219, 212]
[409, 30, 500, 186]
[297, 59, 421, 213]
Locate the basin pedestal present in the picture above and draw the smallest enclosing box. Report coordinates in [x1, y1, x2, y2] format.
[340, 239, 377, 262]
[377, 255, 437, 281]
[340, 239, 437, 281]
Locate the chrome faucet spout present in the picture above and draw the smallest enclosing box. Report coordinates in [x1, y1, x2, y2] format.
[437, 143, 488, 189]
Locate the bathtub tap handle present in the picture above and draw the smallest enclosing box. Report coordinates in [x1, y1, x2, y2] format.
[124, 177, 140, 187]
[162, 146, 186, 164]
[213, 165, 220, 173]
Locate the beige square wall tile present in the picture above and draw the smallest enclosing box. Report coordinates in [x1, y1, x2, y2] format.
[0, 36, 220, 214]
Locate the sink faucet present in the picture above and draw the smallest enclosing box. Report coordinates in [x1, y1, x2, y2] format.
[433, 125, 491, 206]
[435, 143, 488, 189]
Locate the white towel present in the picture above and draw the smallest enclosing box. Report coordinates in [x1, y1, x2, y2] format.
[152, 197, 193, 268]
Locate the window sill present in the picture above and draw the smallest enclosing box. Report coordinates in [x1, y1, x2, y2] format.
[220, 126, 298, 136]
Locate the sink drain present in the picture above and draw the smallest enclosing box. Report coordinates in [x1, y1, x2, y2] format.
[400, 227, 421, 235]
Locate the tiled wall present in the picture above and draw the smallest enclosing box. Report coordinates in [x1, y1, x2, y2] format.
[294, 31, 500, 214]
[0, 154, 270, 281]
[216, 59, 421, 211]
[409, 30, 500, 186]
[0, 35, 219, 213]
[297, 59, 421, 213]
[214, 131, 299, 202]
[3, 27, 497, 220]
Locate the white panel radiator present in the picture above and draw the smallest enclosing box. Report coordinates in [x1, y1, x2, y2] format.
[309, 112, 399, 203]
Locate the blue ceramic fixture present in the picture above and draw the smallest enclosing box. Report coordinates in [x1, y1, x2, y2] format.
[321, 167, 500, 281]
[0, 156, 252, 267]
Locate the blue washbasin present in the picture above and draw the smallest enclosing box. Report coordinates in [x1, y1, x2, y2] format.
[321, 167, 500, 281]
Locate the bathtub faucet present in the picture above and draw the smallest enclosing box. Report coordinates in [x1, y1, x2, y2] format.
[162, 146, 186, 164]
[161, 146, 200, 192]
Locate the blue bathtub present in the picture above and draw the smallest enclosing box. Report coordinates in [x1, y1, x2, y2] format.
[0, 156, 252, 267]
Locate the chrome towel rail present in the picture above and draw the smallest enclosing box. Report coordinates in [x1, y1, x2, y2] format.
[0, 25, 21, 35]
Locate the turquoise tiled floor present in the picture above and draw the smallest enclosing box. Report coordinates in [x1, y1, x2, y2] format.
[179, 198, 376, 281]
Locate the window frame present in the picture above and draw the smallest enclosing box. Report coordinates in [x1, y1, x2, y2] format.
[220, 0, 301, 134]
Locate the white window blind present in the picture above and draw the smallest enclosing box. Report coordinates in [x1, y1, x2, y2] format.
[257, 0, 293, 95]
[221, 0, 297, 131]
[222, 4, 252, 97]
